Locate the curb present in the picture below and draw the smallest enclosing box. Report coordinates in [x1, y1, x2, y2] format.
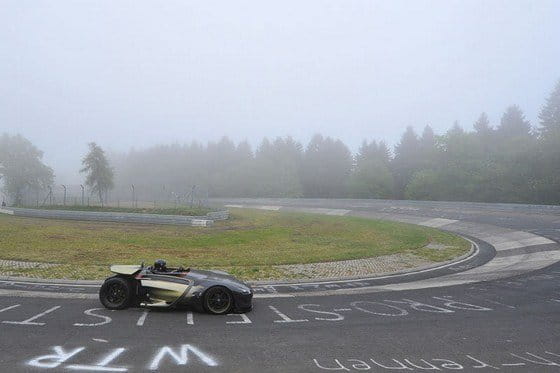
[0, 240, 476, 288]
[250, 240, 476, 286]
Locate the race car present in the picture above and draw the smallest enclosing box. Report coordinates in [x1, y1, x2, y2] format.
[99, 259, 253, 314]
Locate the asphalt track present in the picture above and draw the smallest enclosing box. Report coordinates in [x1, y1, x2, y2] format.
[1, 199, 560, 372]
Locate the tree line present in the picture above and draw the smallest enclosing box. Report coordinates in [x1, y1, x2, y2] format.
[1, 79, 560, 205]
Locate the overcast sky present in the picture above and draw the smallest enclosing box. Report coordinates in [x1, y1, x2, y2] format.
[1, 0, 559, 183]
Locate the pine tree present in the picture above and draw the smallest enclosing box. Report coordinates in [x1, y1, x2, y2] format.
[392, 126, 420, 198]
[497, 105, 531, 137]
[473, 113, 493, 136]
[538, 79, 560, 139]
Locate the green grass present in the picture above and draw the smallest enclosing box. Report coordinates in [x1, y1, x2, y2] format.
[0, 209, 469, 280]
[23, 205, 215, 216]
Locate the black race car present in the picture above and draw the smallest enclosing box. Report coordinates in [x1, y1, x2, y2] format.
[99, 259, 253, 314]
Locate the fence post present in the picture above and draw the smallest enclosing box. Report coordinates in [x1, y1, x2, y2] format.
[61, 185, 67, 206]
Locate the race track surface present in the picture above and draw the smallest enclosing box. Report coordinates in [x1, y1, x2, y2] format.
[1, 199, 559, 372]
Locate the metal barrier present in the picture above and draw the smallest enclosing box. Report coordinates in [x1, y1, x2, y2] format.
[0, 207, 230, 227]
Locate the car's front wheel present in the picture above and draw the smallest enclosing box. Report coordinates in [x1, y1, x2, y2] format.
[99, 276, 134, 310]
[203, 286, 233, 315]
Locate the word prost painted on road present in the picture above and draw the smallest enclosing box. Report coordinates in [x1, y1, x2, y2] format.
[0, 296, 498, 330]
[26, 344, 218, 371]
[312, 351, 560, 371]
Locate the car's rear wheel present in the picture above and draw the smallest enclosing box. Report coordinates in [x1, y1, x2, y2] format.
[203, 286, 233, 315]
[99, 276, 134, 310]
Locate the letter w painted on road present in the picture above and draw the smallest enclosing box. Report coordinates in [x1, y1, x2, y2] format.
[149, 344, 218, 370]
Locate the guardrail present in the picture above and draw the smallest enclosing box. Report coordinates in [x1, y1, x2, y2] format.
[0, 207, 230, 227]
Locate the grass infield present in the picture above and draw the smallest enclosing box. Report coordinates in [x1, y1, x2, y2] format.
[0, 209, 469, 280]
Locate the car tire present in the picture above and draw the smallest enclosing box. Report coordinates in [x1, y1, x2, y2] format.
[203, 286, 233, 315]
[99, 276, 135, 310]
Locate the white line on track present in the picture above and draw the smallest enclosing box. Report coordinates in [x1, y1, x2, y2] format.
[468, 296, 516, 309]
[0, 304, 20, 313]
[226, 313, 252, 324]
[2, 305, 61, 325]
[137, 310, 149, 326]
[269, 305, 308, 323]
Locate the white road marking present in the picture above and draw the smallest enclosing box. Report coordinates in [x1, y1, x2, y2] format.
[149, 344, 218, 370]
[256, 205, 281, 211]
[469, 296, 516, 309]
[350, 301, 408, 317]
[2, 305, 61, 325]
[290, 207, 351, 216]
[27, 346, 85, 369]
[333, 308, 352, 312]
[186, 312, 194, 325]
[66, 365, 126, 372]
[67, 347, 127, 371]
[269, 305, 308, 323]
[298, 304, 344, 321]
[253, 293, 294, 298]
[419, 218, 458, 228]
[0, 304, 20, 313]
[484, 231, 555, 251]
[0, 289, 98, 299]
[137, 310, 149, 326]
[226, 313, 252, 324]
[74, 308, 112, 327]
[93, 339, 109, 343]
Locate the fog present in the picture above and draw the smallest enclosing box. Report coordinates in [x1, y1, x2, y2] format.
[1, 0, 559, 184]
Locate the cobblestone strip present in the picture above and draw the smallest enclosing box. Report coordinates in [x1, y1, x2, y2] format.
[0, 260, 57, 269]
[277, 253, 434, 279]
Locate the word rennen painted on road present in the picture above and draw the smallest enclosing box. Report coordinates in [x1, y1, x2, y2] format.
[313, 351, 560, 371]
[27, 344, 218, 371]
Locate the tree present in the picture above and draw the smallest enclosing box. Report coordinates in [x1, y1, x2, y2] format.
[301, 134, 352, 198]
[254, 137, 303, 197]
[535, 79, 560, 203]
[80, 142, 114, 205]
[392, 126, 421, 198]
[0, 134, 54, 205]
[538, 79, 560, 139]
[497, 105, 531, 138]
[473, 112, 493, 136]
[349, 140, 394, 198]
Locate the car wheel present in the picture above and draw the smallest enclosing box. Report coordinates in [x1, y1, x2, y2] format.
[99, 276, 134, 310]
[203, 286, 233, 315]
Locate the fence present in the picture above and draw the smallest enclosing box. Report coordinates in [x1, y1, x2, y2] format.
[11, 184, 214, 210]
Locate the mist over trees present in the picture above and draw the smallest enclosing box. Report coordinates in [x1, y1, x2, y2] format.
[110, 80, 560, 205]
[2, 80, 560, 206]
[0, 134, 53, 205]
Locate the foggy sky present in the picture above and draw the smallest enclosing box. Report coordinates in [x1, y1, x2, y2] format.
[1, 0, 559, 183]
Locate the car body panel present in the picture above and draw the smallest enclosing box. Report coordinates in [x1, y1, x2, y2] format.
[110, 265, 141, 275]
